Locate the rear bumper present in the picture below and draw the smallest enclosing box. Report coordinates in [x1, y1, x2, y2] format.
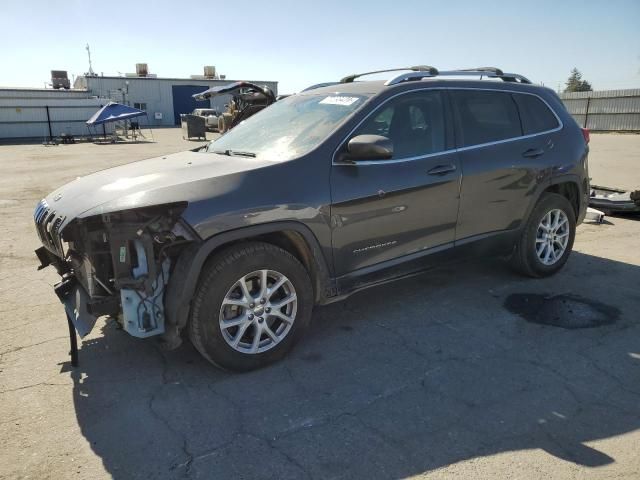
[589, 185, 640, 214]
[589, 198, 640, 213]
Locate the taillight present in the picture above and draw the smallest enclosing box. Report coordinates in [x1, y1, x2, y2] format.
[581, 128, 590, 144]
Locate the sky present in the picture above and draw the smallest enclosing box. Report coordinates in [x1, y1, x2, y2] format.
[1, 0, 639, 94]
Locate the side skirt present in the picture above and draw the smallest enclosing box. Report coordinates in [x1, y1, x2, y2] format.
[327, 229, 519, 303]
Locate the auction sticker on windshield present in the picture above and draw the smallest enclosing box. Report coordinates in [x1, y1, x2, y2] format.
[319, 96, 360, 106]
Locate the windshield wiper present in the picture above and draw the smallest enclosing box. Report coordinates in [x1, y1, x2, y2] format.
[212, 149, 256, 158]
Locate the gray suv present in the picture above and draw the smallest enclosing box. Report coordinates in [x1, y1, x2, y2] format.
[34, 66, 590, 371]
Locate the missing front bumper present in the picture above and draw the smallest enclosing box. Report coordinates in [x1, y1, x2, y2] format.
[53, 273, 98, 368]
[54, 274, 98, 338]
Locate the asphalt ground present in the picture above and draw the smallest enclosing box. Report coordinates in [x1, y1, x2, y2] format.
[1, 130, 638, 479]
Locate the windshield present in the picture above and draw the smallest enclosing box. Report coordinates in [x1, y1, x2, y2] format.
[206, 93, 369, 161]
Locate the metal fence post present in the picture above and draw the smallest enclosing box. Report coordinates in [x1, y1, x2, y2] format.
[45, 105, 53, 141]
[584, 95, 590, 129]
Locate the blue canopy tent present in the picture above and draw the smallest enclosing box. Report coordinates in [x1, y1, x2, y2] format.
[86, 102, 150, 142]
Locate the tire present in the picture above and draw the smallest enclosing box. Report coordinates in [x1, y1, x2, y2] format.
[189, 242, 313, 371]
[218, 115, 227, 133]
[218, 113, 233, 133]
[510, 193, 576, 278]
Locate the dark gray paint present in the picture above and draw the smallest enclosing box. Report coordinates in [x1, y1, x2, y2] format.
[40, 77, 589, 305]
[330, 151, 461, 275]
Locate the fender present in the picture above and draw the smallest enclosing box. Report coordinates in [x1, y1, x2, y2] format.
[521, 173, 583, 230]
[549, 173, 583, 193]
[549, 173, 588, 224]
[162, 221, 333, 348]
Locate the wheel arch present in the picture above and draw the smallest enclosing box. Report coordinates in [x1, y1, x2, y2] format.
[522, 175, 582, 228]
[544, 178, 581, 218]
[163, 221, 333, 348]
[510, 186, 577, 278]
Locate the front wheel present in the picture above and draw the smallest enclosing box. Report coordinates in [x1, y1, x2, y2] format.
[510, 193, 576, 277]
[189, 242, 313, 371]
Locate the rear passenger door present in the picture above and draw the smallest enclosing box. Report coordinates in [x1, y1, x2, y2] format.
[451, 89, 559, 242]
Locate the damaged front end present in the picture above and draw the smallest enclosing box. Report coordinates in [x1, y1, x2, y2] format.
[34, 200, 195, 362]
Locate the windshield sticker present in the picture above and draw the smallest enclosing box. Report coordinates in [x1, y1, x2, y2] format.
[319, 96, 360, 106]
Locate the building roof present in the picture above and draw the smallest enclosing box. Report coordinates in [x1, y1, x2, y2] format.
[77, 75, 277, 84]
[0, 86, 88, 93]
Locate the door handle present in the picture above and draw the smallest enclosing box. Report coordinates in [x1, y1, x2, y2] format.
[522, 148, 545, 158]
[427, 164, 457, 176]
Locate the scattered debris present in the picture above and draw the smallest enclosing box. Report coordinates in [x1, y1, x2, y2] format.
[589, 185, 640, 215]
[584, 207, 605, 224]
[504, 293, 619, 329]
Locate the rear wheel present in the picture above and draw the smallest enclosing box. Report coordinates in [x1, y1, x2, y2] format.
[189, 242, 313, 371]
[511, 193, 576, 277]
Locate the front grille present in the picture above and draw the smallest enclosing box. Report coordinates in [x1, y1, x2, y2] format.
[34, 199, 66, 257]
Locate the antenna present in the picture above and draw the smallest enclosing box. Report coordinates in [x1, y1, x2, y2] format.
[86, 44, 95, 76]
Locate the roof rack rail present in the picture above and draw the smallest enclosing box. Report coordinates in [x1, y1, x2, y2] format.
[341, 65, 438, 83]
[384, 71, 437, 86]
[457, 67, 505, 75]
[382, 66, 532, 86]
[444, 67, 532, 84]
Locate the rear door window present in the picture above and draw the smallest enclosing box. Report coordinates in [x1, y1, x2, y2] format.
[513, 94, 560, 135]
[452, 90, 522, 147]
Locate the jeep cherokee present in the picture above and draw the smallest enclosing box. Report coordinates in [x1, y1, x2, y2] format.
[34, 66, 590, 371]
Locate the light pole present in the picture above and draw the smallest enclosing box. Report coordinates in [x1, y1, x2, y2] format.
[121, 81, 130, 136]
[121, 80, 129, 105]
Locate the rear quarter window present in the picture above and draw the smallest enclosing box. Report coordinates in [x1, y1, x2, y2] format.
[513, 94, 560, 135]
[452, 90, 522, 147]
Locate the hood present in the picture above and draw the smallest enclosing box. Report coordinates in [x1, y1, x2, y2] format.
[44, 150, 276, 229]
[193, 81, 276, 103]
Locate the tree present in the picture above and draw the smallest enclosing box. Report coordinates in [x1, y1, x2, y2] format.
[564, 68, 593, 93]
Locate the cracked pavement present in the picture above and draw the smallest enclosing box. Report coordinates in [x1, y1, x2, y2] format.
[1, 130, 639, 479]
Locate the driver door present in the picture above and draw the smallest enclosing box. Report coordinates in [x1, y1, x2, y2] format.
[330, 90, 461, 278]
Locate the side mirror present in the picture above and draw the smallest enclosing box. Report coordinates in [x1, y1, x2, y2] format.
[346, 135, 393, 161]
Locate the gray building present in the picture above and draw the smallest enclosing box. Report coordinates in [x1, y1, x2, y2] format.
[0, 69, 278, 139]
[0, 88, 106, 139]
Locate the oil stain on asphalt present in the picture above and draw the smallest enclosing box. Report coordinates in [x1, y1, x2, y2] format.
[504, 293, 620, 329]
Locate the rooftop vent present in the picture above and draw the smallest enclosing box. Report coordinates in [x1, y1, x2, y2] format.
[136, 63, 148, 77]
[51, 70, 70, 89]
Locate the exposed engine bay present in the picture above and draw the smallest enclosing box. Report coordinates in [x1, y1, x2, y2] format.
[35, 202, 193, 341]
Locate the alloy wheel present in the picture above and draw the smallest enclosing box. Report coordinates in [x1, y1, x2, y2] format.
[535, 209, 570, 266]
[219, 270, 297, 354]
